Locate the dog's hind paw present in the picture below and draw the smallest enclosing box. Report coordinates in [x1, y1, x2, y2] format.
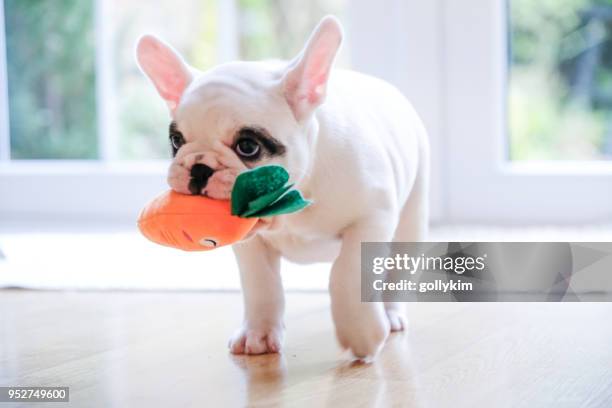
[335, 313, 389, 361]
[385, 309, 408, 332]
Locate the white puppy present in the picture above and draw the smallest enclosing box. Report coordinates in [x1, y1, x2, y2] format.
[137, 16, 429, 360]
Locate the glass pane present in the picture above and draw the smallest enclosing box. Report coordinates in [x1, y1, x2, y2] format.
[111, 0, 349, 160]
[109, 0, 219, 160]
[237, 0, 349, 62]
[5, 0, 97, 159]
[509, 0, 612, 161]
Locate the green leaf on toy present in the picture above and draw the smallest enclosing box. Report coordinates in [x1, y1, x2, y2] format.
[231, 165, 311, 218]
[241, 184, 293, 217]
[231, 165, 289, 216]
[247, 190, 311, 218]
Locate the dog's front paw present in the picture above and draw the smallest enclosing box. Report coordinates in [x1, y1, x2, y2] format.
[228, 324, 284, 355]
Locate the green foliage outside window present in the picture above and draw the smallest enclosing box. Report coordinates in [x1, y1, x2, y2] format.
[5, 0, 97, 159]
[510, 0, 612, 160]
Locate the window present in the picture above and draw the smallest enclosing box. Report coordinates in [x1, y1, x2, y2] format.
[2, 0, 349, 161]
[443, 0, 612, 223]
[509, 0, 612, 161]
[5, 0, 97, 159]
[6, 0, 604, 225]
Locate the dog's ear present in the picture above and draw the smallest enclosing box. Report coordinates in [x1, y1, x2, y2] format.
[136, 35, 193, 114]
[282, 16, 343, 121]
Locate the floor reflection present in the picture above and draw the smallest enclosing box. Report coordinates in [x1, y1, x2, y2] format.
[230, 353, 288, 405]
[230, 332, 422, 407]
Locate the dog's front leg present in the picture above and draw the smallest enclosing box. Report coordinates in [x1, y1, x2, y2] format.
[330, 219, 396, 361]
[229, 235, 284, 355]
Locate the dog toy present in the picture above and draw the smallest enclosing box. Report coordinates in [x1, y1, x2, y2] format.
[138, 165, 311, 251]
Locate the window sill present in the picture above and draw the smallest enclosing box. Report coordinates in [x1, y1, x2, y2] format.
[0, 159, 168, 175]
[0, 160, 170, 219]
[499, 161, 612, 176]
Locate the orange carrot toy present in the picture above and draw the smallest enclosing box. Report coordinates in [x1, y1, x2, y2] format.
[138, 165, 310, 251]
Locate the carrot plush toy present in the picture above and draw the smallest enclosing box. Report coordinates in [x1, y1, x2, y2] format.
[138, 165, 311, 251]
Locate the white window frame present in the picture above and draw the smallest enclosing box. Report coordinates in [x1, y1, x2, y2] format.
[348, 0, 445, 223]
[442, 0, 612, 224]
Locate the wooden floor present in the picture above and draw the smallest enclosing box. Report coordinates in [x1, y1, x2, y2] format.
[1, 290, 611, 408]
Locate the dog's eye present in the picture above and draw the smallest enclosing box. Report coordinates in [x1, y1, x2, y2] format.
[235, 137, 261, 159]
[171, 134, 185, 150]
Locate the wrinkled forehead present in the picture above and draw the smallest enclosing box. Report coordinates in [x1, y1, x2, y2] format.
[174, 64, 294, 145]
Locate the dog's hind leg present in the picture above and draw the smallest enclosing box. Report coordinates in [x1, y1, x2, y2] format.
[386, 131, 430, 331]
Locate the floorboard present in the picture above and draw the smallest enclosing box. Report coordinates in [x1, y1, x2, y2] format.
[1, 290, 611, 407]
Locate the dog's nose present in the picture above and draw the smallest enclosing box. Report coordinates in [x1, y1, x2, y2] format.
[189, 163, 215, 195]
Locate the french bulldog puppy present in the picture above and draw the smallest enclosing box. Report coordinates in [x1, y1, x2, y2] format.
[136, 16, 429, 360]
